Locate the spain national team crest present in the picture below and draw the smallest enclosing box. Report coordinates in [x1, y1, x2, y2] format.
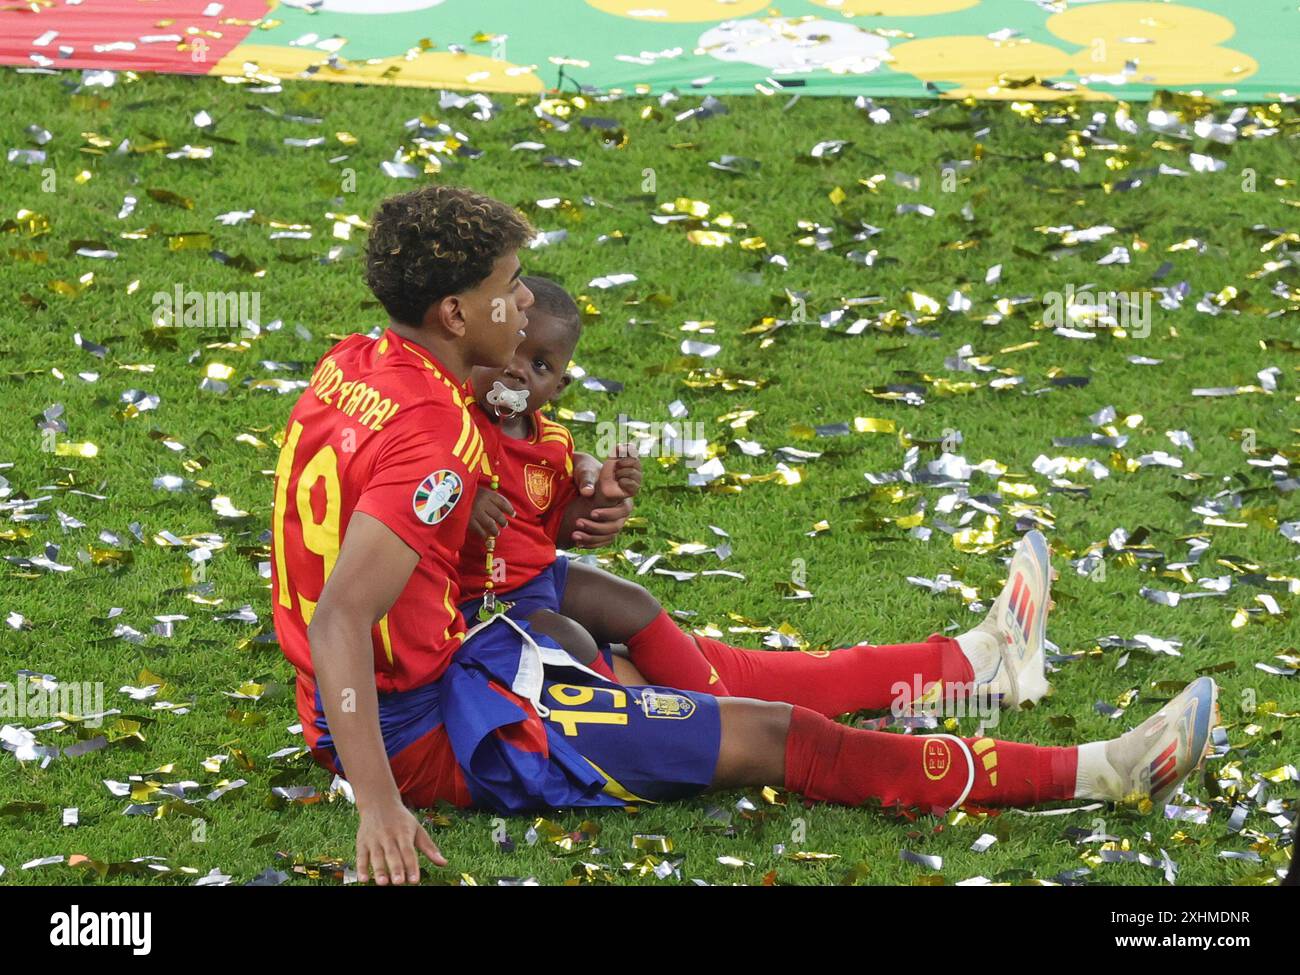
[922, 738, 952, 781]
[523, 462, 554, 511]
[639, 689, 696, 720]
[412, 470, 463, 525]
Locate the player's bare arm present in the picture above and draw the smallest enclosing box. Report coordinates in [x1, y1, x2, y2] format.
[308, 511, 447, 885]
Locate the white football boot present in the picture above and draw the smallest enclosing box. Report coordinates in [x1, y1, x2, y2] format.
[957, 529, 1053, 708]
[1075, 677, 1220, 807]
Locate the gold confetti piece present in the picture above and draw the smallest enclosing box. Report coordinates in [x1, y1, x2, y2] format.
[853, 417, 896, 434]
[829, 185, 846, 206]
[524, 818, 562, 844]
[6, 248, 47, 263]
[128, 138, 170, 156]
[2, 208, 51, 237]
[931, 377, 983, 396]
[130, 782, 161, 802]
[88, 546, 132, 567]
[908, 291, 941, 314]
[146, 188, 195, 209]
[47, 272, 95, 298]
[53, 442, 99, 458]
[952, 516, 1000, 553]
[631, 834, 673, 853]
[682, 369, 769, 392]
[69, 95, 110, 112]
[106, 719, 144, 744]
[997, 480, 1039, 498]
[568, 861, 614, 884]
[662, 197, 709, 218]
[205, 362, 235, 381]
[155, 799, 203, 820]
[229, 680, 266, 700]
[786, 851, 840, 862]
[167, 232, 212, 251]
[716, 408, 759, 429]
[686, 230, 731, 247]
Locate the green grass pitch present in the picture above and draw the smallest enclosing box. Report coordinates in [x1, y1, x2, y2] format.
[0, 69, 1296, 885]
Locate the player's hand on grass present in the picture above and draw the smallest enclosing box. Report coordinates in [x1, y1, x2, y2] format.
[469, 487, 514, 539]
[356, 797, 447, 885]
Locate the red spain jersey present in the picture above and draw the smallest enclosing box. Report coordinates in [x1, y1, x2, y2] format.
[270, 328, 490, 734]
[458, 402, 576, 600]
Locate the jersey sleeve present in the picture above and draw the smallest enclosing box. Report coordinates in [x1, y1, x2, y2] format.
[354, 405, 479, 556]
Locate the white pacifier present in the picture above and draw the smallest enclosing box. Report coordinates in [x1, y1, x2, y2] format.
[485, 380, 529, 418]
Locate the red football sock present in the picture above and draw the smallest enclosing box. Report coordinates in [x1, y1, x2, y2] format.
[584, 651, 618, 682]
[696, 634, 973, 717]
[625, 611, 729, 694]
[783, 706, 1078, 813]
[963, 734, 1078, 806]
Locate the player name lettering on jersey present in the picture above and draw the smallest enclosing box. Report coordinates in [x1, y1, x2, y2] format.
[309, 354, 401, 432]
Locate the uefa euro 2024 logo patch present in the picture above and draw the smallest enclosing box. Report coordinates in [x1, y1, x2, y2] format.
[412, 470, 462, 525]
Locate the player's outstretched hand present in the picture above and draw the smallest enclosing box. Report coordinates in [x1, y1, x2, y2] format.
[356, 797, 447, 886]
[469, 487, 514, 539]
